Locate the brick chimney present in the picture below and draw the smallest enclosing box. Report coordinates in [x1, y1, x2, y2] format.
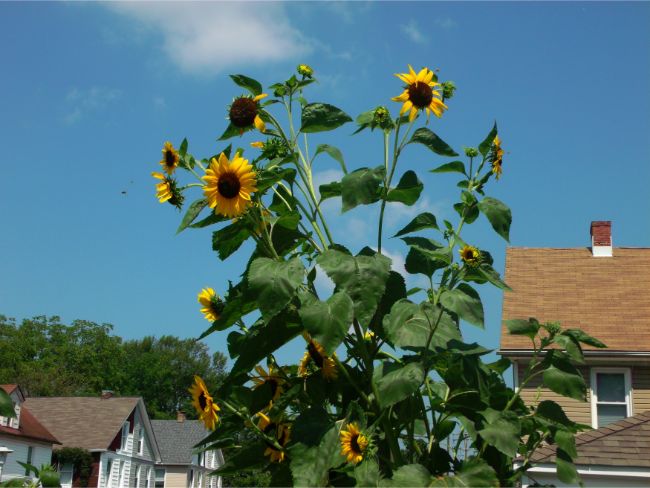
[100, 390, 114, 399]
[590, 221, 612, 257]
[176, 410, 186, 423]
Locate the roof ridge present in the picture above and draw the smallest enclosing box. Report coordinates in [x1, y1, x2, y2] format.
[574, 411, 650, 449]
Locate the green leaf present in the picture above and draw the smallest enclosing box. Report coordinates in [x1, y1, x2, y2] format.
[354, 459, 381, 487]
[299, 292, 354, 355]
[189, 211, 229, 229]
[393, 212, 439, 238]
[535, 400, 573, 426]
[429, 458, 498, 487]
[179, 138, 188, 157]
[543, 354, 587, 401]
[341, 166, 385, 212]
[563, 329, 607, 348]
[256, 167, 296, 193]
[430, 160, 466, 174]
[478, 409, 521, 457]
[176, 199, 207, 234]
[477, 197, 511, 242]
[555, 429, 578, 459]
[316, 248, 391, 327]
[291, 407, 331, 447]
[353, 109, 374, 134]
[386, 170, 423, 206]
[218, 123, 242, 141]
[229, 74, 263, 96]
[556, 448, 581, 485]
[383, 300, 461, 351]
[0, 388, 15, 418]
[380, 464, 432, 487]
[403, 237, 452, 277]
[475, 263, 511, 291]
[553, 334, 584, 363]
[409, 127, 458, 156]
[319, 181, 342, 202]
[505, 318, 540, 339]
[314, 144, 348, 174]
[300, 103, 352, 133]
[478, 122, 498, 157]
[248, 257, 305, 321]
[374, 362, 424, 408]
[212, 219, 250, 260]
[215, 441, 267, 475]
[198, 281, 257, 338]
[289, 425, 345, 486]
[440, 283, 484, 328]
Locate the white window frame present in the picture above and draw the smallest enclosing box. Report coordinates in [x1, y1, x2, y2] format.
[590, 367, 632, 429]
[59, 462, 74, 488]
[134, 464, 141, 488]
[137, 426, 144, 455]
[105, 459, 114, 488]
[121, 421, 130, 451]
[146, 466, 152, 488]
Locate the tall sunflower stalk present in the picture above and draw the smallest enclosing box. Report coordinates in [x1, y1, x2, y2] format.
[151, 65, 603, 487]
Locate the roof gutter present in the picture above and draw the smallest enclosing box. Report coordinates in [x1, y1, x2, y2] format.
[499, 349, 650, 358]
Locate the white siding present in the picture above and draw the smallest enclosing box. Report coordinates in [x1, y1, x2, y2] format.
[0, 437, 52, 481]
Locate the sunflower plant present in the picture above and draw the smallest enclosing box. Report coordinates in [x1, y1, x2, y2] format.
[152, 64, 604, 487]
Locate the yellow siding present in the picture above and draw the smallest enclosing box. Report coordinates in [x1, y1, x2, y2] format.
[632, 365, 650, 414]
[164, 466, 188, 488]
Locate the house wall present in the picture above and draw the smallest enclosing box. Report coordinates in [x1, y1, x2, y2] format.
[163, 465, 188, 488]
[516, 362, 650, 425]
[0, 436, 52, 481]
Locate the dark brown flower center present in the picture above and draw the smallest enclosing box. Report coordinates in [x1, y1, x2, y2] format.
[267, 378, 278, 397]
[350, 434, 362, 453]
[307, 342, 324, 368]
[218, 173, 241, 199]
[229, 97, 258, 128]
[165, 150, 176, 166]
[463, 250, 474, 260]
[408, 81, 433, 109]
[198, 392, 207, 410]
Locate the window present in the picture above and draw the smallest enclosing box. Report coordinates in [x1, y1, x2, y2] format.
[198, 451, 205, 467]
[59, 463, 74, 488]
[188, 469, 194, 488]
[121, 422, 130, 451]
[117, 461, 125, 488]
[154, 468, 165, 488]
[137, 426, 144, 455]
[105, 459, 113, 488]
[197, 471, 203, 488]
[24, 446, 33, 475]
[146, 467, 152, 488]
[10, 404, 20, 429]
[591, 368, 632, 428]
[134, 464, 141, 488]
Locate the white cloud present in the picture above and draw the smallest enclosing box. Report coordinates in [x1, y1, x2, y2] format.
[434, 17, 458, 30]
[105, 2, 311, 75]
[401, 20, 428, 45]
[63, 87, 122, 124]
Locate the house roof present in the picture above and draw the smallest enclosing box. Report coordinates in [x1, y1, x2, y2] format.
[530, 410, 650, 468]
[0, 385, 59, 445]
[23, 396, 140, 450]
[151, 420, 210, 465]
[500, 247, 650, 352]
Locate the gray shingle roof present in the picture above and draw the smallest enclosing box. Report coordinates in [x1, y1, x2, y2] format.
[151, 420, 210, 465]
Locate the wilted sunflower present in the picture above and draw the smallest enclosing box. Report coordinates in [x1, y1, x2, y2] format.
[229, 94, 268, 133]
[459, 245, 481, 267]
[298, 332, 338, 381]
[188, 375, 220, 431]
[257, 412, 291, 463]
[151, 172, 184, 208]
[252, 364, 285, 402]
[159, 141, 180, 175]
[491, 135, 504, 180]
[202, 152, 257, 218]
[392, 64, 447, 122]
[340, 422, 369, 464]
[197, 287, 224, 322]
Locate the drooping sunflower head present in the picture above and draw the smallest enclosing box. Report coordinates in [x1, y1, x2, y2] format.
[160, 141, 180, 175]
[298, 333, 338, 381]
[459, 245, 481, 267]
[202, 152, 257, 218]
[340, 422, 369, 464]
[297, 63, 314, 78]
[197, 287, 225, 322]
[252, 364, 286, 402]
[229, 94, 268, 133]
[152, 172, 184, 209]
[257, 412, 291, 463]
[188, 375, 221, 431]
[490, 135, 505, 180]
[392, 64, 447, 122]
[250, 138, 291, 160]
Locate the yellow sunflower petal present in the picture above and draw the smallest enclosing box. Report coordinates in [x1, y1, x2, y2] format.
[253, 93, 268, 102]
[254, 115, 266, 132]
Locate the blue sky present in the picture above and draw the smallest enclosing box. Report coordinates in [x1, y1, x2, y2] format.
[1, 2, 649, 371]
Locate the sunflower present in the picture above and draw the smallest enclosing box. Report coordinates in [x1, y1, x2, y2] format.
[159, 141, 180, 175]
[188, 375, 220, 431]
[252, 364, 285, 402]
[459, 245, 481, 267]
[151, 172, 184, 208]
[297, 64, 314, 78]
[298, 332, 338, 381]
[340, 422, 369, 464]
[491, 135, 504, 180]
[197, 287, 224, 322]
[364, 330, 375, 341]
[229, 94, 268, 133]
[202, 152, 257, 218]
[392, 64, 447, 122]
[257, 412, 291, 463]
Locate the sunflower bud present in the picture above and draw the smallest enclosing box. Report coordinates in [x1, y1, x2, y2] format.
[441, 81, 456, 100]
[543, 321, 562, 336]
[254, 138, 290, 160]
[464, 147, 479, 158]
[297, 64, 314, 78]
[371, 106, 394, 131]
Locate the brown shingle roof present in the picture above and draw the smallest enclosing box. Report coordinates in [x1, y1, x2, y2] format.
[0, 385, 60, 445]
[23, 396, 140, 450]
[530, 410, 650, 468]
[0, 385, 18, 395]
[500, 247, 650, 351]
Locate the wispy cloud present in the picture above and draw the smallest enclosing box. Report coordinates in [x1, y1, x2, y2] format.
[63, 87, 122, 125]
[105, 3, 311, 75]
[401, 20, 429, 45]
[434, 17, 458, 30]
